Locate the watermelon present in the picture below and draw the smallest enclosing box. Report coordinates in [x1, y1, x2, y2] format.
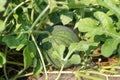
[38, 25, 80, 68]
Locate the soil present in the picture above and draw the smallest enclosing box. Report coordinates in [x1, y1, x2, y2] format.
[27, 70, 120, 80]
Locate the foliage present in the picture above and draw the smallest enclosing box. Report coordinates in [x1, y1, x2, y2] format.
[0, 0, 120, 80]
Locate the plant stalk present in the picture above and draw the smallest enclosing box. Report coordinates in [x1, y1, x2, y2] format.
[55, 64, 64, 80]
[3, 47, 8, 80]
[28, 5, 49, 32]
[31, 34, 48, 80]
[6, 61, 24, 66]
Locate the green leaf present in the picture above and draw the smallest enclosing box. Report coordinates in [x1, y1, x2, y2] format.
[94, 11, 120, 38]
[94, 11, 113, 30]
[68, 41, 90, 54]
[2, 34, 28, 50]
[116, 20, 120, 30]
[0, 52, 6, 68]
[16, 9, 31, 31]
[49, 12, 61, 25]
[68, 54, 81, 64]
[60, 11, 73, 25]
[97, 0, 120, 16]
[68, 43, 78, 54]
[67, 0, 85, 8]
[0, 20, 5, 32]
[104, 0, 120, 16]
[75, 12, 120, 38]
[80, 0, 91, 5]
[75, 18, 103, 36]
[78, 41, 90, 51]
[23, 41, 36, 69]
[0, 0, 6, 12]
[51, 45, 65, 59]
[75, 18, 96, 32]
[56, 45, 65, 58]
[33, 57, 42, 77]
[50, 44, 81, 68]
[49, 0, 57, 13]
[101, 38, 120, 57]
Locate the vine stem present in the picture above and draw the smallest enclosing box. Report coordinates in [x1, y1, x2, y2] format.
[7, 61, 24, 66]
[31, 34, 48, 80]
[3, 47, 8, 80]
[13, 69, 25, 80]
[28, 5, 49, 32]
[55, 64, 64, 80]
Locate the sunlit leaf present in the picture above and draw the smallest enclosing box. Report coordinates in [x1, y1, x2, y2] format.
[0, 0, 6, 12]
[49, 0, 57, 13]
[75, 18, 103, 37]
[68, 54, 81, 64]
[97, 0, 120, 16]
[94, 11, 113, 30]
[68, 43, 78, 54]
[78, 41, 90, 51]
[60, 11, 73, 25]
[101, 38, 120, 57]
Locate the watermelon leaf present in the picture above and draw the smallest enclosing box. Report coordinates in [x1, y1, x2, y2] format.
[97, 0, 120, 16]
[2, 34, 28, 50]
[68, 54, 81, 65]
[0, 52, 6, 68]
[23, 41, 36, 69]
[101, 38, 120, 57]
[33, 57, 42, 77]
[49, 0, 57, 13]
[94, 11, 113, 30]
[0, 0, 6, 12]
[60, 11, 73, 25]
